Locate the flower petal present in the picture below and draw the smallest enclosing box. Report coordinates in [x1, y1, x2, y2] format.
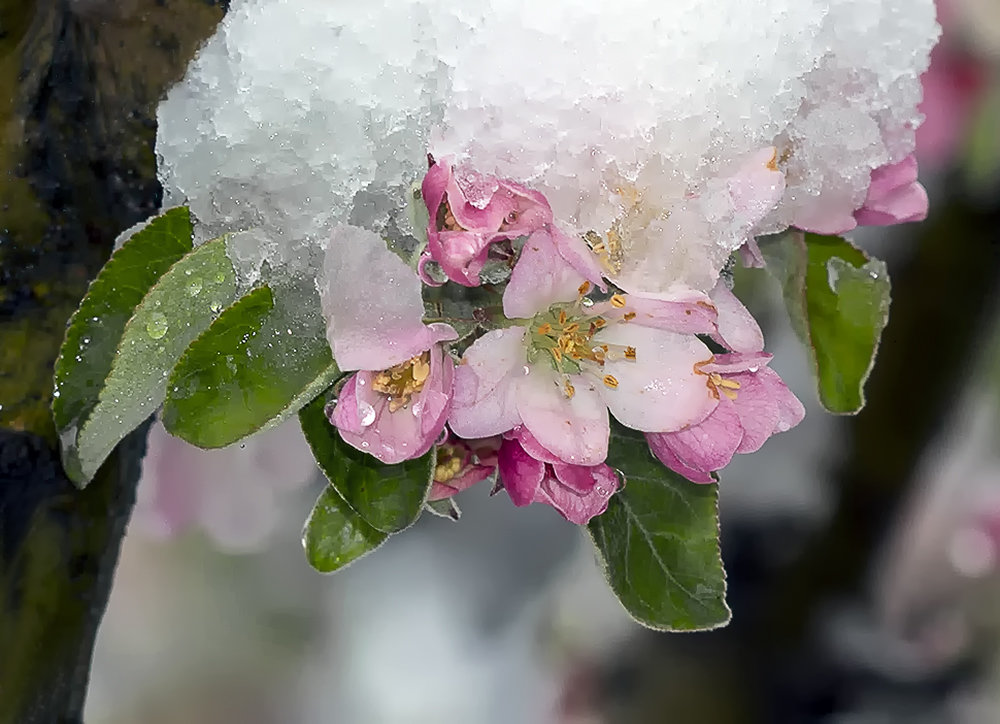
[333, 348, 452, 464]
[596, 324, 717, 432]
[854, 155, 929, 226]
[646, 433, 717, 484]
[731, 367, 805, 453]
[516, 366, 609, 466]
[498, 438, 545, 507]
[596, 291, 718, 335]
[536, 465, 618, 524]
[709, 281, 764, 353]
[450, 327, 526, 438]
[320, 224, 456, 369]
[506, 425, 563, 465]
[504, 228, 588, 319]
[651, 396, 744, 473]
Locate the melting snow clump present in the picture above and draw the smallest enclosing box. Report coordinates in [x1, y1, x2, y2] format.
[157, 0, 939, 280]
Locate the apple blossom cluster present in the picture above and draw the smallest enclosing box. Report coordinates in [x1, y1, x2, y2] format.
[152, 0, 940, 525]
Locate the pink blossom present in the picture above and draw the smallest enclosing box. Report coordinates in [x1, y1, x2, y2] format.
[497, 426, 618, 525]
[319, 224, 458, 463]
[646, 352, 805, 483]
[330, 344, 455, 464]
[449, 229, 721, 466]
[853, 155, 930, 227]
[795, 154, 929, 236]
[427, 433, 501, 501]
[133, 420, 316, 552]
[916, 42, 986, 165]
[420, 158, 605, 287]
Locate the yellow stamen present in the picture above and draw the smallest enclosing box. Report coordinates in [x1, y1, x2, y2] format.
[623, 311, 636, 322]
[610, 294, 627, 309]
[559, 309, 567, 325]
[603, 374, 619, 389]
[578, 281, 591, 296]
[624, 346, 637, 361]
[536, 322, 552, 335]
[766, 148, 779, 172]
[563, 379, 576, 399]
[372, 352, 433, 412]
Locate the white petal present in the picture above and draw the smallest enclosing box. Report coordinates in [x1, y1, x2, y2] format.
[595, 324, 717, 432]
[516, 366, 609, 466]
[449, 327, 526, 438]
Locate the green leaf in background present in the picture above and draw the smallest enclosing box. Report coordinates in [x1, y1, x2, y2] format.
[67, 238, 238, 484]
[52, 206, 194, 484]
[763, 231, 890, 414]
[588, 422, 730, 631]
[298, 393, 435, 534]
[302, 486, 389, 573]
[163, 274, 339, 447]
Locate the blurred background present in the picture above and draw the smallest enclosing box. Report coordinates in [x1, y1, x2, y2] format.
[81, 1, 1000, 722]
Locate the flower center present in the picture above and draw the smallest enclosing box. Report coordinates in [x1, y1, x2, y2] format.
[372, 352, 431, 413]
[527, 284, 637, 398]
[434, 443, 466, 483]
[437, 199, 465, 232]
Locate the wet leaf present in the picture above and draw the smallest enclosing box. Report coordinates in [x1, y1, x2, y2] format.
[69, 238, 237, 484]
[588, 423, 730, 631]
[763, 231, 890, 414]
[52, 206, 195, 484]
[163, 274, 339, 447]
[298, 393, 435, 533]
[302, 486, 388, 573]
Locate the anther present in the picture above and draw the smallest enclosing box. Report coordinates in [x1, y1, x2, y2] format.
[610, 294, 627, 308]
[603, 374, 619, 389]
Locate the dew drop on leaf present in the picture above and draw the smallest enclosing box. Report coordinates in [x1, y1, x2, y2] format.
[146, 312, 168, 339]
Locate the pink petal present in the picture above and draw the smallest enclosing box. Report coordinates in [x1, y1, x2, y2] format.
[596, 292, 718, 336]
[854, 156, 929, 226]
[727, 146, 786, 228]
[498, 438, 546, 506]
[650, 396, 744, 473]
[646, 433, 717, 484]
[320, 224, 457, 369]
[333, 348, 453, 464]
[551, 462, 600, 494]
[516, 366, 609, 466]
[709, 282, 764, 354]
[505, 425, 563, 465]
[504, 228, 589, 319]
[698, 352, 773, 376]
[449, 328, 526, 438]
[731, 367, 805, 453]
[536, 465, 618, 524]
[739, 238, 766, 268]
[549, 225, 607, 290]
[595, 324, 717, 433]
[328, 372, 368, 435]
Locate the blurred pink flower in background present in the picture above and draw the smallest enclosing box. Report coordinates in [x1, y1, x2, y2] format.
[132, 420, 317, 553]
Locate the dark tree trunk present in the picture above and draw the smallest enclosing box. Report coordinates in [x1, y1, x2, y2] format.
[0, 2, 225, 721]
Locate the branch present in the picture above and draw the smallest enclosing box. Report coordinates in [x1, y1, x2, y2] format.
[0, 1, 225, 721]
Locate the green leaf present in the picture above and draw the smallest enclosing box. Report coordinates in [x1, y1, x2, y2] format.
[163, 274, 339, 447]
[302, 486, 389, 573]
[762, 231, 890, 414]
[588, 423, 729, 631]
[425, 497, 461, 521]
[67, 238, 238, 484]
[298, 392, 435, 533]
[52, 206, 195, 483]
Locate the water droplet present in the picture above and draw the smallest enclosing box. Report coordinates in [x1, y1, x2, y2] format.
[361, 441, 370, 449]
[146, 312, 168, 339]
[522, 365, 531, 376]
[82, 337, 90, 345]
[358, 378, 367, 387]
[187, 279, 203, 296]
[359, 402, 376, 427]
[411, 401, 425, 417]
[869, 271, 879, 280]
[581, 297, 594, 308]
[748, 366, 759, 373]
[209, 301, 223, 314]
[596, 485, 609, 497]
